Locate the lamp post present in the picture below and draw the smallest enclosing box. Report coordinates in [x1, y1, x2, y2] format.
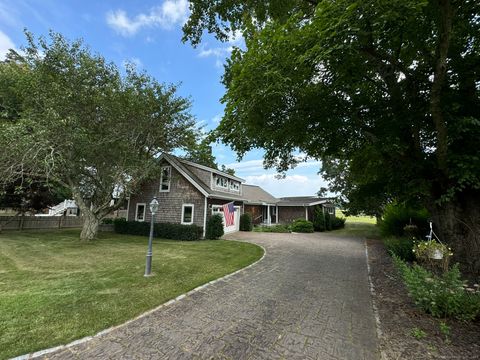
[144, 197, 159, 277]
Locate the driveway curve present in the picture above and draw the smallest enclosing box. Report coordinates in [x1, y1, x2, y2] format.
[37, 232, 379, 360]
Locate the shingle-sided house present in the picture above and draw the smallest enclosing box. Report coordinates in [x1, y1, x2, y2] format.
[127, 154, 246, 237]
[277, 196, 336, 223]
[127, 154, 336, 236]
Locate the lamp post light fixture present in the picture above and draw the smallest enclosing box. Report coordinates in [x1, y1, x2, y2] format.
[144, 197, 159, 277]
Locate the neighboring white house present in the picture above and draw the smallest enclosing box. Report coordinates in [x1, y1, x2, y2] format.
[36, 200, 79, 217]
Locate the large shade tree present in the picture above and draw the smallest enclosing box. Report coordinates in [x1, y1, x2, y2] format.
[183, 0, 480, 273]
[0, 32, 196, 240]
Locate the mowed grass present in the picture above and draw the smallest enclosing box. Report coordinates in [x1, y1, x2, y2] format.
[332, 210, 380, 238]
[0, 230, 263, 359]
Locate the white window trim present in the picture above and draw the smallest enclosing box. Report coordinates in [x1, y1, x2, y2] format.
[135, 203, 146, 222]
[181, 203, 195, 225]
[159, 166, 171, 192]
[229, 180, 240, 192]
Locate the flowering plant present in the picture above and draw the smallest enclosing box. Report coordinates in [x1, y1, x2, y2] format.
[413, 240, 453, 272]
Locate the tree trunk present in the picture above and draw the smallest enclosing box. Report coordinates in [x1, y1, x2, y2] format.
[80, 212, 100, 241]
[429, 189, 480, 277]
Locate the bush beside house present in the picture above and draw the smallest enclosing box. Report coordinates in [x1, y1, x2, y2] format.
[291, 218, 314, 233]
[113, 219, 202, 241]
[240, 213, 253, 231]
[205, 214, 224, 239]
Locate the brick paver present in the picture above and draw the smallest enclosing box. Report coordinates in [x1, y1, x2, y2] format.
[38, 232, 379, 360]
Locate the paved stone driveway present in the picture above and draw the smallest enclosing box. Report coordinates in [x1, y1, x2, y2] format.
[40, 232, 379, 360]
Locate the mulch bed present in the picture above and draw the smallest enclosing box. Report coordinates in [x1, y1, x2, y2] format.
[366, 239, 480, 360]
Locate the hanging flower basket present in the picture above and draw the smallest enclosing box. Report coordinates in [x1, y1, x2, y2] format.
[430, 248, 444, 260]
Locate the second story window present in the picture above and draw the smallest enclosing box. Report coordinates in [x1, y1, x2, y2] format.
[160, 166, 171, 192]
[229, 180, 240, 192]
[215, 175, 228, 189]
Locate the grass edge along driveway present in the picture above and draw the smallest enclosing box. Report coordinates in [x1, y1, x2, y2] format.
[0, 230, 263, 360]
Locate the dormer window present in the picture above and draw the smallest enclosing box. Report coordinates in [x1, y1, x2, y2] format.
[215, 175, 228, 189]
[160, 166, 171, 192]
[229, 180, 240, 192]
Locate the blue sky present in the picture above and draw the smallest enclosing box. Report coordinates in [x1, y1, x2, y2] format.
[0, 0, 329, 197]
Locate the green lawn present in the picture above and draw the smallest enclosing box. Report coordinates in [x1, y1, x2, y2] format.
[0, 230, 263, 359]
[332, 211, 380, 238]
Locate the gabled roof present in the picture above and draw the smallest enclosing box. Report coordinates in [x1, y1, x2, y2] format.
[179, 158, 245, 183]
[277, 196, 334, 207]
[159, 153, 246, 201]
[242, 184, 279, 205]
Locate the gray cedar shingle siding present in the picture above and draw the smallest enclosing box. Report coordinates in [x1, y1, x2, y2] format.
[184, 164, 212, 189]
[128, 162, 206, 228]
[278, 206, 306, 223]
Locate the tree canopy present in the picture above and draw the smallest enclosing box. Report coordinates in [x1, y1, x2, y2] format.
[183, 0, 480, 273]
[0, 31, 197, 240]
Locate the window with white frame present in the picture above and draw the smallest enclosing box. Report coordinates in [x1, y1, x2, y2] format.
[160, 166, 171, 192]
[214, 175, 229, 189]
[327, 206, 335, 215]
[229, 180, 240, 192]
[181, 204, 194, 224]
[135, 203, 146, 222]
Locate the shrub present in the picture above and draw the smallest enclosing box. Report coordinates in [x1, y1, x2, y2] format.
[253, 224, 291, 233]
[393, 256, 480, 321]
[290, 218, 314, 233]
[113, 218, 202, 240]
[205, 214, 224, 239]
[313, 206, 325, 232]
[155, 223, 203, 241]
[240, 213, 253, 231]
[101, 218, 114, 224]
[331, 217, 346, 230]
[325, 212, 332, 231]
[383, 237, 415, 262]
[380, 202, 429, 237]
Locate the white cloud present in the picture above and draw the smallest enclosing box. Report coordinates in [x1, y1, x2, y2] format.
[0, 30, 15, 60]
[197, 31, 243, 68]
[198, 46, 232, 58]
[106, 0, 189, 36]
[211, 114, 222, 125]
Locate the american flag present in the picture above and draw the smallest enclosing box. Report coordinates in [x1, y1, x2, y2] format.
[222, 202, 235, 227]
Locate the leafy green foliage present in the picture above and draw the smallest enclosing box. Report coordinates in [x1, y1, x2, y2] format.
[183, 138, 218, 169]
[0, 178, 70, 213]
[325, 212, 332, 231]
[380, 203, 429, 237]
[240, 213, 253, 231]
[205, 214, 224, 239]
[253, 224, 291, 233]
[393, 256, 480, 321]
[0, 31, 196, 240]
[410, 327, 427, 340]
[290, 218, 314, 233]
[313, 206, 325, 232]
[383, 237, 415, 262]
[113, 219, 202, 241]
[182, 0, 480, 272]
[330, 217, 346, 230]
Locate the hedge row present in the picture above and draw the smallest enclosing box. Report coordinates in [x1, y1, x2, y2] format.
[113, 219, 202, 241]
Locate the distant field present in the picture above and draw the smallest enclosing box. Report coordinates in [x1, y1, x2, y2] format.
[334, 210, 380, 238]
[337, 210, 376, 224]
